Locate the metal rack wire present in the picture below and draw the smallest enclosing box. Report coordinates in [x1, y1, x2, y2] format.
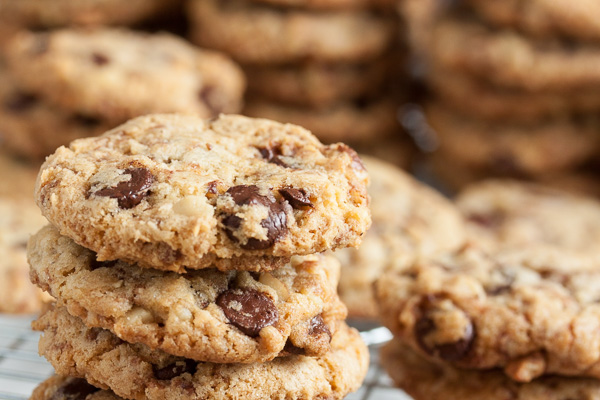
[0, 315, 411, 400]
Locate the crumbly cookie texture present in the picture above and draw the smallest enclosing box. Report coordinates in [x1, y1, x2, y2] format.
[244, 97, 400, 144]
[466, 0, 600, 41]
[335, 156, 465, 319]
[0, 66, 110, 159]
[428, 14, 600, 91]
[34, 304, 369, 400]
[187, 0, 395, 64]
[457, 180, 600, 255]
[382, 339, 600, 400]
[0, 0, 175, 28]
[6, 29, 245, 123]
[29, 225, 347, 363]
[428, 102, 600, 175]
[375, 244, 600, 382]
[35, 114, 371, 272]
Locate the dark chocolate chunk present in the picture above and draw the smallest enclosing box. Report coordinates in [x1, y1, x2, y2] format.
[94, 167, 154, 209]
[50, 378, 99, 400]
[5, 92, 37, 112]
[257, 145, 288, 167]
[216, 288, 278, 336]
[279, 188, 313, 210]
[71, 114, 102, 128]
[153, 360, 198, 380]
[308, 314, 331, 340]
[414, 302, 475, 362]
[91, 52, 110, 66]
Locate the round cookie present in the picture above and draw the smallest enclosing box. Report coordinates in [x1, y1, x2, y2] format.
[34, 304, 369, 400]
[429, 66, 600, 123]
[6, 29, 245, 124]
[428, 14, 600, 91]
[375, 244, 600, 382]
[245, 60, 390, 109]
[428, 103, 600, 175]
[31, 376, 111, 400]
[335, 156, 465, 319]
[187, 0, 396, 65]
[35, 114, 371, 272]
[456, 179, 600, 255]
[244, 97, 400, 144]
[382, 339, 600, 400]
[29, 225, 347, 363]
[0, 0, 175, 28]
[0, 153, 50, 314]
[466, 0, 600, 42]
[0, 67, 110, 160]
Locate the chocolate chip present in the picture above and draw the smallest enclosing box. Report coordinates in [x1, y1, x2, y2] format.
[71, 114, 102, 128]
[94, 167, 154, 209]
[90, 258, 117, 271]
[199, 85, 223, 115]
[414, 303, 475, 362]
[279, 188, 313, 210]
[257, 145, 288, 167]
[153, 360, 198, 380]
[308, 315, 331, 340]
[50, 378, 99, 400]
[467, 212, 504, 229]
[207, 180, 219, 195]
[223, 185, 288, 250]
[91, 52, 110, 66]
[4, 92, 37, 112]
[216, 288, 278, 336]
[337, 144, 365, 171]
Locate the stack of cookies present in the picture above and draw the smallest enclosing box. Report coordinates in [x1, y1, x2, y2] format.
[375, 178, 600, 399]
[0, 28, 245, 159]
[27, 114, 370, 399]
[186, 0, 410, 160]
[401, 0, 600, 191]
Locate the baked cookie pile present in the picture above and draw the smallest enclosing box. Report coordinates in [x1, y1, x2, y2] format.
[401, 0, 600, 191]
[375, 178, 600, 398]
[0, 28, 245, 159]
[27, 113, 370, 399]
[186, 0, 409, 160]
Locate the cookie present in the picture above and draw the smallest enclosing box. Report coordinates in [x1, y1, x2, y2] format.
[187, 0, 396, 65]
[382, 339, 600, 400]
[35, 114, 371, 272]
[428, 14, 600, 91]
[375, 244, 600, 382]
[0, 153, 50, 314]
[456, 179, 600, 255]
[6, 29, 245, 124]
[428, 103, 599, 175]
[31, 376, 110, 400]
[244, 97, 400, 144]
[247, 0, 394, 10]
[335, 156, 465, 319]
[34, 304, 368, 400]
[0, 0, 175, 28]
[466, 0, 600, 41]
[29, 224, 347, 363]
[0, 67, 110, 159]
[245, 59, 390, 109]
[429, 66, 600, 122]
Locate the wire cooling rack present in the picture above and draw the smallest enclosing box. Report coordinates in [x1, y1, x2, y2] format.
[0, 315, 411, 400]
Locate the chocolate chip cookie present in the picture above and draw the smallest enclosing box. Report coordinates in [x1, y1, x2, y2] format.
[335, 156, 465, 319]
[466, 0, 600, 41]
[245, 60, 390, 109]
[428, 14, 600, 91]
[29, 224, 347, 362]
[456, 180, 600, 255]
[382, 339, 600, 400]
[0, 0, 175, 28]
[244, 97, 400, 144]
[187, 0, 396, 64]
[34, 304, 368, 400]
[375, 244, 600, 382]
[35, 114, 371, 272]
[0, 66, 110, 159]
[428, 103, 600, 175]
[6, 29, 245, 124]
[31, 376, 109, 400]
